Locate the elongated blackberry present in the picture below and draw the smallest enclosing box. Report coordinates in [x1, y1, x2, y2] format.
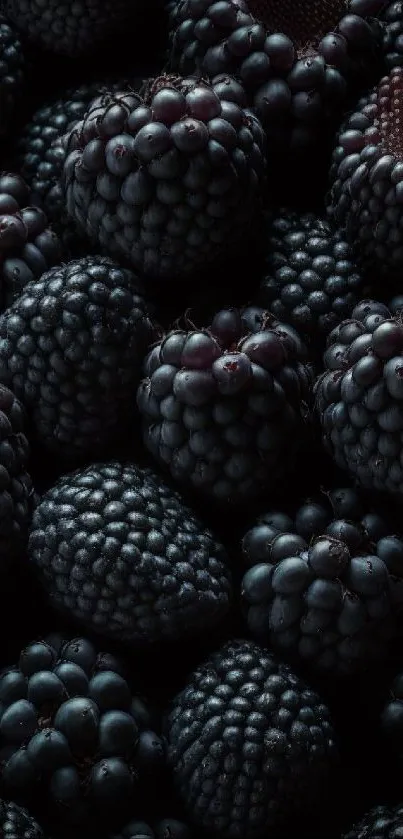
[256, 210, 365, 346]
[0, 384, 33, 560]
[342, 805, 403, 839]
[0, 800, 43, 839]
[327, 66, 403, 282]
[381, 2, 403, 69]
[0, 255, 157, 460]
[0, 14, 25, 138]
[0, 635, 165, 826]
[62, 76, 266, 280]
[166, 639, 337, 839]
[28, 462, 232, 643]
[0, 172, 62, 309]
[111, 817, 190, 839]
[315, 299, 403, 494]
[137, 306, 313, 505]
[167, 0, 384, 155]
[0, 0, 139, 56]
[241, 486, 403, 675]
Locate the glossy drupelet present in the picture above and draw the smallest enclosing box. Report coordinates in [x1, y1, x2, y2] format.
[0, 255, 157, 459]
[62, 76, 266, 280]
[256, 210, 365, 346]
[0, 384, 33, 560]
[0, 799, 43, 839]
[241, 487, 403, 675]
[0, 0, 139, 56]
[167, 0, 384, 154]
[0, 635, 165, 826]
[315, 300, 403, 493]
[327, 66, 403, 282]
[0, 14, 25, 137]
[0, 172, 62, 309]
[166, 639, 337, 839]
[111, 817, 190, 839]
[28, 461, 232, 643]
[343, 805, 403, 839]
[137, 306, 313, 505]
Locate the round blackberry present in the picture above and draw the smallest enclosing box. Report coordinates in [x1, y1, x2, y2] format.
[0, 14, 25, 138]
[0, 172, 62, 309]
[256, 209, 365, 345]
[327, 66, 403, 282]
[166, 639, 337, 839]
[343, 806, 403, 839]
[381, 2, 403, 69]
[315, 299, 403, 494]
[241, 486, 403, 675]
[16, 79, 143, 256]
[0, 255, 157, 460]
[0, 0, 139, 56]
[0, 384, 33, 560]
[62, 76, 266, 280]
[0, 799, 43, 839]
[111, 817, 190, 839]
[167, 0, 384, 155]
[0, 635, 165, 826]
[28, 461, 232, 643]
[137, 305, 313, 505]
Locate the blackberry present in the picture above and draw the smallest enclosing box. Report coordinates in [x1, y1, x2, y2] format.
[381, 2, 403, 69]
[327, 66, 403, 282]
[137, 305, 313, 505]
[241, 486, 403, 675]
[0, 14, 24, 138]
[256, 209, 365, 346]
[0, 635, 165, 826]
[0, 255, 157, 460]
[0, 384, 33, 560]
[28, 461, 232, 643]
[315, 299, 403, 494]
[111, 817, 190, 839]
[0, 172, 62, 309]
[62, 76, 266, 280]
[167, 0, 384, 155]
[166, 638, 337, 839]
[16, 79, 143, 255]
[0, 0, 138, 57]
[0, 799, 43, 839]
[342, 806, 403, 839]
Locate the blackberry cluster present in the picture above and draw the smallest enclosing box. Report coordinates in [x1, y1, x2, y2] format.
[137, 306, 313, 505]
[28, 461, 232, 643]
[241, 486, 403, 675]
[167, 0, 384, 153]
[0, 255, 157, 459]
[0, 0, 138, 56]
[62, 76, 266, 279]
[381, 2, 403, 69]
[0, 14, 25, 138]
[0, 635, 165, 825]
[327, 66, 403, 282]
[0, 799, 43, 839]
[343, 806, 403, 839]
[0, 384, 33, 560]
[315, 299, 403, 494]
[111, 818, 190, 839]
[0, 172, 62, 309]
[256, 210, 365, 345]
[166, 639, 337, 839]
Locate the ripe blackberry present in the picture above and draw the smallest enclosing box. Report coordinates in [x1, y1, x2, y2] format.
[0, 799, 43, 839]
[381, 2, 403, 69]
[256, 209, 365, 345]
[342, 805, 403, 839]
[0, 384, 33, 560]
[327, 66, 403, 282]
[16, 79, 143, 256]
[28, 461, 232, 643]
[0, 0, 138, 57]
[111, 817, 190, 839]
[315, 299, 403, 494]
[167, 0, 384, 155]
[62, 76, 266, 280]
[241, 486, 403, 675]
[0, 255, 157, 460]
[166, 638, 337, 839]
[137, 306, 313, 505]
[0, 172, 62, 309]
[0, 635, 165, 826]
[0, 14, 25, 138]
